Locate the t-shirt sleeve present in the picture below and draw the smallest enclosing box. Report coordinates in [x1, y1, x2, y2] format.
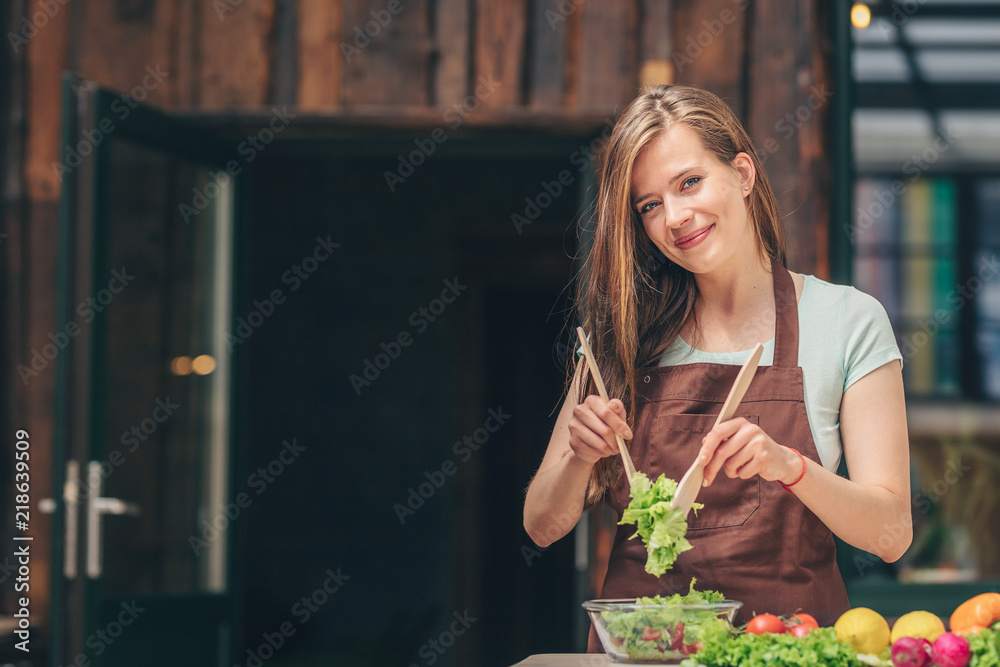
[838, 286, 903, 392]
[575, 330, 589, 359]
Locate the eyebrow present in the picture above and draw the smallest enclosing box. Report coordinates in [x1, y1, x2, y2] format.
[633, 165, 705, 206]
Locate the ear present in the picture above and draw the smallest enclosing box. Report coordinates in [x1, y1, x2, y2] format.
[732, 152, 755, 197]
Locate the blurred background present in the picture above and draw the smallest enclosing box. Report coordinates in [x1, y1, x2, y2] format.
[0, 0, 998, 665]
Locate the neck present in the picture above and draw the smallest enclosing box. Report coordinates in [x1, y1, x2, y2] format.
[693, 254, 772, 322]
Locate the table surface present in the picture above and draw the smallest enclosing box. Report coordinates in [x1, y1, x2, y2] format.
[511, 655, 622, 666]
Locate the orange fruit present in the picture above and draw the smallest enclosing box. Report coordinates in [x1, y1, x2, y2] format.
[949, 592, 1000, 635]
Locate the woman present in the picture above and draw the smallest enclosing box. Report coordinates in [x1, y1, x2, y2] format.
[522, 85, 912, 651]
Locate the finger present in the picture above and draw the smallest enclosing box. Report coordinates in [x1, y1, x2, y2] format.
[583, 396, 634, 440]
[703, 439, 740, 486]
[607, 399, 634, 439]
[697, 417, 747, 465]
[573, 406, 618, 456]
[575, 402, 617, 444]
[567, 423, 618, 461]
[723, 444, 757, 480]
[703, 427, 753, 486]
[569, 411, 618, 451]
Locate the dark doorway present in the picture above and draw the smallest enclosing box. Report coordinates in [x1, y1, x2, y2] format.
[237, 131, 594, 666]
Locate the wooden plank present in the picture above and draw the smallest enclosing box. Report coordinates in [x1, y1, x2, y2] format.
[296, 0, 342, 109]
[21, 0, 72, 634]
[527, 0, 568, 109]
[5, 0, 37, 632]
[577, 0, 638, 112]
[1, 0, 27, 435]
[170, 0, 200, 108]
[21, 1, 71, 625]
[176, 107, 612, 137]
[671, 0, 748, 115]
[271, 0, 298, 104]
[638, 0, 673, 87]
[474, 0, 528, 109]
[21, 200, 60, 637]
[746, 0, 831, 276]
[434, 0, 469, 105]
[74, 0, 177, 109]
[24, 1, 69, 203]
[563, 0, 581, 110]
[197, 0, 275, 109]
[341, 0, 431, 107]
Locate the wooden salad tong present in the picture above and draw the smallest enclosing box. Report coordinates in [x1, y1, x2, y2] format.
[575, 327, 637, 485]
[669, 342, 765, 517]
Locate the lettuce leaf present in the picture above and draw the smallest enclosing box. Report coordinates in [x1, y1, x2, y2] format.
[679, 627, 864, 667]
[620, 472, 701, 576]
[601, 579, 731, 662]
[969, 622, 1000, 667]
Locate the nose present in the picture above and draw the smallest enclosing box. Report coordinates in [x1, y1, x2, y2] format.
[661, 195, 690, 230]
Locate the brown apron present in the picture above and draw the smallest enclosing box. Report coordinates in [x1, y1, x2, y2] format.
[587, 258, 850, 652]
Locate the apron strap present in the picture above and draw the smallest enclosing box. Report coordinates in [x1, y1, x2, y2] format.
[771, 256, 799, 369]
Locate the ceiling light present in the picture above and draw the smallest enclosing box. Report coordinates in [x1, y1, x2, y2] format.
[852, 2, 872, 30]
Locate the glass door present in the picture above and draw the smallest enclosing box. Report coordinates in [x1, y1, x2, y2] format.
[50, 75, 238, 666]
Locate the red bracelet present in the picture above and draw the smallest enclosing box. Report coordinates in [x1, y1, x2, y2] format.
[779, 449, 807, 493]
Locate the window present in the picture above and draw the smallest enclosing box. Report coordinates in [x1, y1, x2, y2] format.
[854, 173, 1000, 401]
[845, 1, 1000, 604]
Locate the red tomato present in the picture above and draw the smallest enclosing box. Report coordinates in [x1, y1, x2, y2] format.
[786, 613, 820, 636]
[641, 626, 662, 641]
[746, 614, 787, 635]
[789, 623, 814, 637]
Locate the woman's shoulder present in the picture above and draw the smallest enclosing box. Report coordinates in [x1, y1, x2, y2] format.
[796, 275, 901, 383]
[800, 274, 881, 308]
[798, 274, 893, 329]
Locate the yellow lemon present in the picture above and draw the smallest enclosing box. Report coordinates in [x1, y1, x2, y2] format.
[890, 610, 946, 643]
[835, 607, 891, 655]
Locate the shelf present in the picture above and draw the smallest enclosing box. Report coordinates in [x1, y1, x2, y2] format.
[906, 402, 1000, 439]
[846, 579, 1000, 621]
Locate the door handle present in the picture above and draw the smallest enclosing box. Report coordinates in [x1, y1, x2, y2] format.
[39, 460, 81, 579]
[85, 461, 140, 578]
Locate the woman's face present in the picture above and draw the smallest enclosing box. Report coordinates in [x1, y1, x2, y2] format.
[630, 124, 756, 276]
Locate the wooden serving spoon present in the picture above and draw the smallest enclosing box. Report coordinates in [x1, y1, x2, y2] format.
[575, 326, 637, 485]
[669, 342, 765, 517]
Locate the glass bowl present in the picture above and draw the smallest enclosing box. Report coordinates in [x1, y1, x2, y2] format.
[583, 598, 742, 664]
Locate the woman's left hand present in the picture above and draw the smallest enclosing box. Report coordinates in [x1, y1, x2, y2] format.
[697, 417, 800, 487]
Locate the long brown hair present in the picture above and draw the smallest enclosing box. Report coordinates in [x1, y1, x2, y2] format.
[576, 84, 786, 508]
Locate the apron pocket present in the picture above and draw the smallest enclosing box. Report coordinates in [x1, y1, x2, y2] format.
[647, 413, 761, 531]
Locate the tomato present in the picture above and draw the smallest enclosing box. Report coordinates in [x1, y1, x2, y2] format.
[682, 641, 704, 655]
[669, 622, 686, 650]
[746, 613, 787, 635]
[786, 613, 820, 637]
[641, 626, 662, 641]
[789, 623, 814, 637]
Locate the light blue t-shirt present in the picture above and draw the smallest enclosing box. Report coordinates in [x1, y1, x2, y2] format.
[658, 275, 903, 472]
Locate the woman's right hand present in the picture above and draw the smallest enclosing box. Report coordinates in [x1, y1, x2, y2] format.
[567, 395, 634, 464]
[524, 363, 632, 547]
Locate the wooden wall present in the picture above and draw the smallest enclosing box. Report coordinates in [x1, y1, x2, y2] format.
[2, 0, 836, 646]
[15, 0, 835, 272]
[16, 0, 833, 271]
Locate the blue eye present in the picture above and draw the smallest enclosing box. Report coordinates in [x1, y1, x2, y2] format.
[639, 201, 659, 215]
[682, 177, 701, 190]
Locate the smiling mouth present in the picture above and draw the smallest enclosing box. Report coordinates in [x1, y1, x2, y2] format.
[674, 225, 713, 248]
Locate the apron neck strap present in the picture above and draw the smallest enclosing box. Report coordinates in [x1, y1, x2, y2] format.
[771, 256, 799, 368]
